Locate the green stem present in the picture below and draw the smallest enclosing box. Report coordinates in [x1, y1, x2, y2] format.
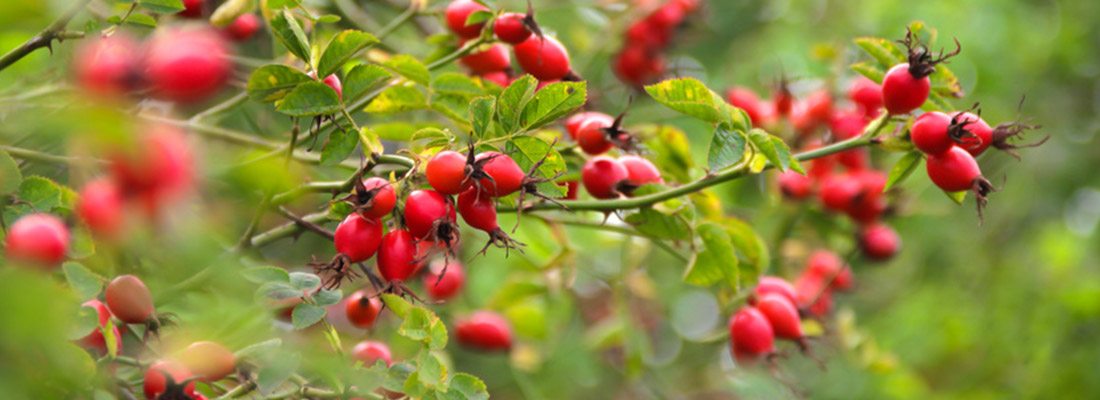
[375, 3, 421, 39]
[0, 144, 103, 165]
[191, 92, 249, 123]
[539, 217, 687, 263]
[249, 211, 330, 248]
[0, 0, 92, 72]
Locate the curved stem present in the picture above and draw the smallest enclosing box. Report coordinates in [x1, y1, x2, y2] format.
[0, 0, 92, 72]
[0, 144, 104, 165]
[538, 216, 687, 262]
[249, 211, 330, 248]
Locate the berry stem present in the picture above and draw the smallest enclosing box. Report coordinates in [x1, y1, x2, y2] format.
[0, 0, 91, 73]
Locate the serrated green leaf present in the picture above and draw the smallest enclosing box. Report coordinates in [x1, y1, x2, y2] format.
[381, 293, 412, 318]
[398, 307, 433, 341]
[291, 303, 325, 329]
[432, 73, 486, 97]
[3, 176, 63, 223]
[242, 267, 291, 284]
[771, 135, 801, 173]
[430, 93, 474, 126]
[505, 136, 567, 197]
[0, 149, 22, 194]
[271, 9, 312, 64]
[922, 90, 952, 112]
[930, 65, 963, 97]
[327, 201, 354, 221]
[641, 125, 693, 183]
[320, 128, 360, 165]
[885, 151, 923, 190]
[623, 208, 692, 240]
[707, 124, 746, 172]
[317, 30, 379, 79]
[854, 37, 907, 68]
[719, 218, 768, 285]
[465, 10, 492, 26]
[67, 303, 100, 341]
[364, 85, 427, 113]
[684, 222, 739, 291]
[385, 362, 416, 392]
[256, 352, 299, 394]
[849, 61, 886, 84]
[520, 81, 587, 131]
[469, 96, 494, 138]
[445, 373, 490, 400]
[343, 64, 393, 104]
[63, 262, 103, 300]
[748, 129, 790, 172]
[311, 289, 342, 307]
[247, 65, 313, 103]
[124, 13, 156, 27]
[645, 78, 724, 124]
[257, 281, 302, 300]
[417, 351, 446, 388]
[497, 75, 537, 134]
[277, 82, 341, 116]
[235, 338, 282, 359]
[383, 55, 430, 87]
[288, 272, 321, 291]
[359, 127, 383, 155]
[138, 0, 185, 14]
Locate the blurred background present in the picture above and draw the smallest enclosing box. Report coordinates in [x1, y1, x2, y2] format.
[1, 0, 1099, 399]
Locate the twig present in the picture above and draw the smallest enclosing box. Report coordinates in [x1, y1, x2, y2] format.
[0, 0, 92, 72]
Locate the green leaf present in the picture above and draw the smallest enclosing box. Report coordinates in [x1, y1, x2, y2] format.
[410, 127, 455, 149]
[398, 307, 433, 341]
[137, 0, 184, 14]
[468, 96, 495, 139]
[288, 272, 321, 291]
[719, 218, 769, 285]
[641, 125, 693, 183]
[316, 14, 341, 23]
[417, 351, 446, 389]
[885, 151, 923, 190]
[2, 176, 63, 223]
[256, 352, 300, 394]
[465, 10, 492, 26]
[67, 303, 100, 341]
[363, 85, 427, 113]
[772, 135, 803, 174]
[68, 227, 96, 260]
[317, 30, 379, 79]
[505, 136, 567, 197]
[327, 201, 354, 221]
[257, 282, 302, 300]
[359, 127, 384, 155]
[63, 262, 103, 300]
[247, 65, 314, 103]
[383, 55, 431, 87]
[519, 81, 587, 131]
[432, 73, 486, 97]
[930, 65, 963, 97]
[645, 78, 746, 128]
[684, 222, 739, 291]
[209, 0, 250, 26]
[944, 189, 966, 205]
[104, 319, 119, 357]
[270, 9, 312, 64]
[623, 208, 692, 240]
[0, 149, 22, 194]
[854, 37, 907, 68]
[312, 289, 342, 307]
[496, 75, 538, 134]
[343, 64, 393, 104]
[124, 13, 157, 27]
[707, 124, 746, 172]
[235, 338, 282, 360]
[922, 90, 952, 112]
[277, 82, 342, 117]
[748, 129, 790, 172]
[849, 61, 886, 84]
[291, 303, 325, 329]
[381, 293, 412, 318]
[320, 128, 360, 165]
[385, 362, 416, 393]
[445, 373, 490, 400]
[429, 93, 474, 126]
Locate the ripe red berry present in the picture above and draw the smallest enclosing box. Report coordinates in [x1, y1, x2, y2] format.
[423, 260, 465, 301]
[359, 177, 396, 218]
[925, 146, 982, 192]
[565, 112, 612, 140]
[728, 307, 775, 359]
[404, 190, 458, 241]
[5, 213, 69, 268]
[625, 21, 669, 49]
[620, 155, 663, 186]
[514, 35, 572, 81]
[459, 42, 511, 74]
[831, 110, 867, 140]
[78, 179, 125, 237]
[475, 152, 524, 197]
[308, 71, 343, 100]
[333, 214, 384, 263]
[105, 274, 156, 324]
[377, 229, 420, 282]
[778, 171, 812, 200]
[225, 14, 260, 41]
[577, 117, 615, 155]
[353, 341, 393, 367]
[76, 299, 121, 356]
[860, 223, 901, 261]
[848, 77, 883, 116]
[952, 111, 993, 156]
[844, 170, 887, 223]
[456, 311, 513, 351]
[179, 341, 235, 382]
[73, 35, 139, 96]
[345, 290, 383, 328]
[750, 276, 799, 306]
[613, 45, 667, 87]
[445, 0, 490, 39]
[726, 87, 771, 126]
[143, 360, 196, 399]
[818, 174, 861, 212]
[806, 250, 853, 291]
[910, 111, 954, 155]
[581, 156, 629, 199]
[179, 0, 203, 18]
[457, 189, 500, 233]
[494, 12, 533, 44]
[801, 90, 834, 125]
[144, 28, 231, 103]
[773, 86, 793, 117]
[796, 279, 833, 318]
[109, 125, 194, 208]
[426, 151, 473, 195]
[755, 293, 804, 341]
[479, 71, 509, 87]
[881, 63, 931, 115]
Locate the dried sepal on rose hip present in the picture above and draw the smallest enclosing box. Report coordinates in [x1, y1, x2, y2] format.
[457, 188, 525, 258]
[404, 189, 461, 257]
[309, 214, 383, 289]
[337, 170, 397, 219]
[989, 96, 1048, 160]
[494, 1, 544, 45]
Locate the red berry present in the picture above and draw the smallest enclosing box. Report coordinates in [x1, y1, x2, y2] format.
[755, 294, 803, 340]
[5, 213, 69, 268]
[479, 71, 509, 87]
[377, 229, 419, 282]
[353, 341, 393, 367]
[620, 155, 663, 186]
[751, 276, 798, 306]
[77, 179, 124, 237]
[359, 177, 396, 218]
[562, 180, 579, 200]
[459, 42, 511, 74]
[926, 147, 982, 192]
[726, 87, 770, 126]
[773, 87, 793, 117]
[494, 12, 532, 44]
[860, 223, 901, 261]
[844, 170, 887, 223]
[105, 275, 155, 324]
[514, 35, 571, 81]
[144, 28, 231, 103]
[475, 152, 524, 197]
[831, 110, 867, 140]
[457, 188, 500, 232]
[910, 111, 954, 155]
[423, 260, 465, 301]
[728, 307, 774, 358]
[73, 35, 139, 96]
[426, 151, 473, 195]
[881, 63, 930, 115]
[848, 77, 883, 116]
[806, 250, 852, 291]
[613, 45, 666, 87]
[577, 117, 615, 155]
[778, 171, 812, 200]
[109, 125, 194, 209]
[345, 290, 383, 328]
[796, 279, 833, 318]
[179, 341, 235, 382]
[581, 156, 629, 199]
[334, 214, 384, 263]
[404, 190, 457, 240]
[625, 21, 669, 49]
[565, 112, 612, 140]
[225, 14, 260, 41]
[143, 360, 196, 399]
[445, 0, 490, 39]
[308, 71, 343, 99]
[801, 90, 834, 125]
[179, 0, 203, 18]
[456, 311, 513, 351]
[953, 111, 993, 156]
[818, 174, 861, 212]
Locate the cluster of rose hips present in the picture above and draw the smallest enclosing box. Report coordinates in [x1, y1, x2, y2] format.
[614, 0, 701, 87]
[729, 250, 853, 362]
[446, 0, 575, 88]
[179, 0, 261, 41]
